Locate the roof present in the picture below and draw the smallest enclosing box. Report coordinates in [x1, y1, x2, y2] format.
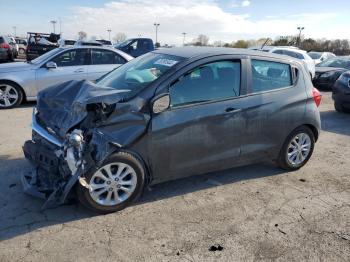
[152, 46, 300, 61]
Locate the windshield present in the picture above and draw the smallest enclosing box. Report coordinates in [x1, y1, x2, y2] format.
[318, 58, 350, 69]
[115, 39, 133, 48]
[308, 52, 322, 59]
[30, 48, 63, 64]
[96, 52, 185, 98]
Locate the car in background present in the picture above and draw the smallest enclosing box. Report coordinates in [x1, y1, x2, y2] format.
[15, 38, 28, 56]
[96, 39, 112, 46]
[267, 47, 316, 79]
[0, 46, 133, 108]
[57, 39, 76, 46]
[115, 38, 154, 57]
[0, 35, 16, 62]
[9, 37, 19, 58]
[22, 47, 321, 213]
[308, 51, 335, 65]
[74, 40, 103, 47]
[26, 32, 60, 61]
[332, 71, 350, 113]
[312, 57, 350, 90]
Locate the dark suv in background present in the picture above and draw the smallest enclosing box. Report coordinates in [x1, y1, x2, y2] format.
[23, 48, 322, 213]
[0, 35, 17, 62]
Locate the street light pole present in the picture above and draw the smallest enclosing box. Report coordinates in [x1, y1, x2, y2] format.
[50, 20, 57, 33]
[107, 29, 112, 41]
[154, 23, 160, 44]
[297, 26, 305, 47]
[182, 32, 187, 46]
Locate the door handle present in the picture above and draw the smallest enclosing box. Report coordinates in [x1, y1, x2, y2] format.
[225, 107, 242, 113]
[74, 68, 84, 73]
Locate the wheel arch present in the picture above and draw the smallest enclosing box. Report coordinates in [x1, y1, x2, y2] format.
[303, 124, 319, 142]
[0, 79, 27, 101]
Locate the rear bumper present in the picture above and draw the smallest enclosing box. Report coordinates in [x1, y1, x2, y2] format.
[312, 79, 334, 90]
[0, 50, 9, 60]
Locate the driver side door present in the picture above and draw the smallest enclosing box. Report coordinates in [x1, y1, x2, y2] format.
[35, 48, 89, 92]
[150, 57, 247, 183]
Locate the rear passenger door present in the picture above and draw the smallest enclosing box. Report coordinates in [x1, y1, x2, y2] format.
[88, 48, 127, 80]
[239, 58, 306, 161]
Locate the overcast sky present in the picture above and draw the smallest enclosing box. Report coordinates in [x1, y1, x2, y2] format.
[0, 0, 349, 45]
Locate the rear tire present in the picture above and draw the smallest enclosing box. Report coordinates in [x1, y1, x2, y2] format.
[278, 126, 315, 170]
[77, 151, 146, 214]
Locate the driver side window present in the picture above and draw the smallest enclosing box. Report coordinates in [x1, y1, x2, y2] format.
[170, 60, 241, 107]
[51, 49, 89, 67]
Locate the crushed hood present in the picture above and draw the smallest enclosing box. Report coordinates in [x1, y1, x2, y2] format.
[36, 80, 129, 138]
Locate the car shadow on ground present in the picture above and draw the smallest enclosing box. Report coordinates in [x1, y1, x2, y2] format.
[0, 153, 287, 241]
[19, 101, 36, 108]
[321, 110, 350, 136]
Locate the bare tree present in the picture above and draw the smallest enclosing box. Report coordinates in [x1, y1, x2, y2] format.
[113, 32, 127, 44]
[193, 34, 209, 46]
[78, 31, 87, 40]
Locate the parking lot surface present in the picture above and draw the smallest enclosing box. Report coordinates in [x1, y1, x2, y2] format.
[0, 93, 349, 261]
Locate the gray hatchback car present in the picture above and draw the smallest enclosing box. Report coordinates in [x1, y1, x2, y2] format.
[23, 47, 322, 213]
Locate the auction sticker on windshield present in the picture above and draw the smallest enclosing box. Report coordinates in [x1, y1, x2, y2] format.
[154, 59, 179, 67]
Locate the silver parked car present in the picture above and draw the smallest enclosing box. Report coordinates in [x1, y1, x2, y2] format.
[0, 46, 133, 109]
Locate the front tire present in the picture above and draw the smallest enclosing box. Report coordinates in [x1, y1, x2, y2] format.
[77, 151, 146, 213]
[278, 126, 315, 170]
[0, 81, 24, 109]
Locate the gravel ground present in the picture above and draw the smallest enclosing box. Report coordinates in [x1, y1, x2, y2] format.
[0, 93, 349, 262]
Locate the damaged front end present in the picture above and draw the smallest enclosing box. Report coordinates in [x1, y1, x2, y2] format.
[22, 80, 150, 209]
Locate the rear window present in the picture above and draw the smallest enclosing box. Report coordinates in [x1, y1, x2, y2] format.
[0, 37, 4, 44]
[251, 59, 293, 93]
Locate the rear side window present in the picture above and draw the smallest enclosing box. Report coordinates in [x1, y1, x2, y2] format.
[91, 49, 126, 65]
[251, 59, 293, 93]
[0, 37, 4, 44]
[170, 60, 241, 107]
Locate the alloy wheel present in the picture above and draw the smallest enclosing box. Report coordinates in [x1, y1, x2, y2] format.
[89, 162, 138, 206]
[286, 133, 312, 166]
[0, 84, 19, 108]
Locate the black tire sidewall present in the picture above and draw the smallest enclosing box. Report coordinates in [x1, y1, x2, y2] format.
[77, 151, 146, 213]
[0, 81, 23, 109]
[334, 101, 343, 113]
[278, 126, 315, 170]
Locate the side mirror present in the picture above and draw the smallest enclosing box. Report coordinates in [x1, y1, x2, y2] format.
[46, 61, 57, 69]
[152, 94, 170, 114]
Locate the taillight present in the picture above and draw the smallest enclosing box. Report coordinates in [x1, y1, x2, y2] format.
[312, 87, 322, 107]
[0, 43, 10, 49]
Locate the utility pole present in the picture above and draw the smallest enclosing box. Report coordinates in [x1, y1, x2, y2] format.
[182, 32, 187, 46]
[154, 23, 160, 44]
[107, 29, 112, 41]
[50, 20, 57, 33]
[12, 26, 17, 37]
[297, 26, 305, 47]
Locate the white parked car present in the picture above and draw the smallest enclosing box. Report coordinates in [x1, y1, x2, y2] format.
[308, 51, 336, 65]
[0, 46, 133, 109]
[251, 46, 315, 78]
[9, 37, 19, 58]
[268, 47, 315, 79]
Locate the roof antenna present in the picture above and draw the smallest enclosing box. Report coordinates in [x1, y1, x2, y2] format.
[261, 38, 271, 50]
